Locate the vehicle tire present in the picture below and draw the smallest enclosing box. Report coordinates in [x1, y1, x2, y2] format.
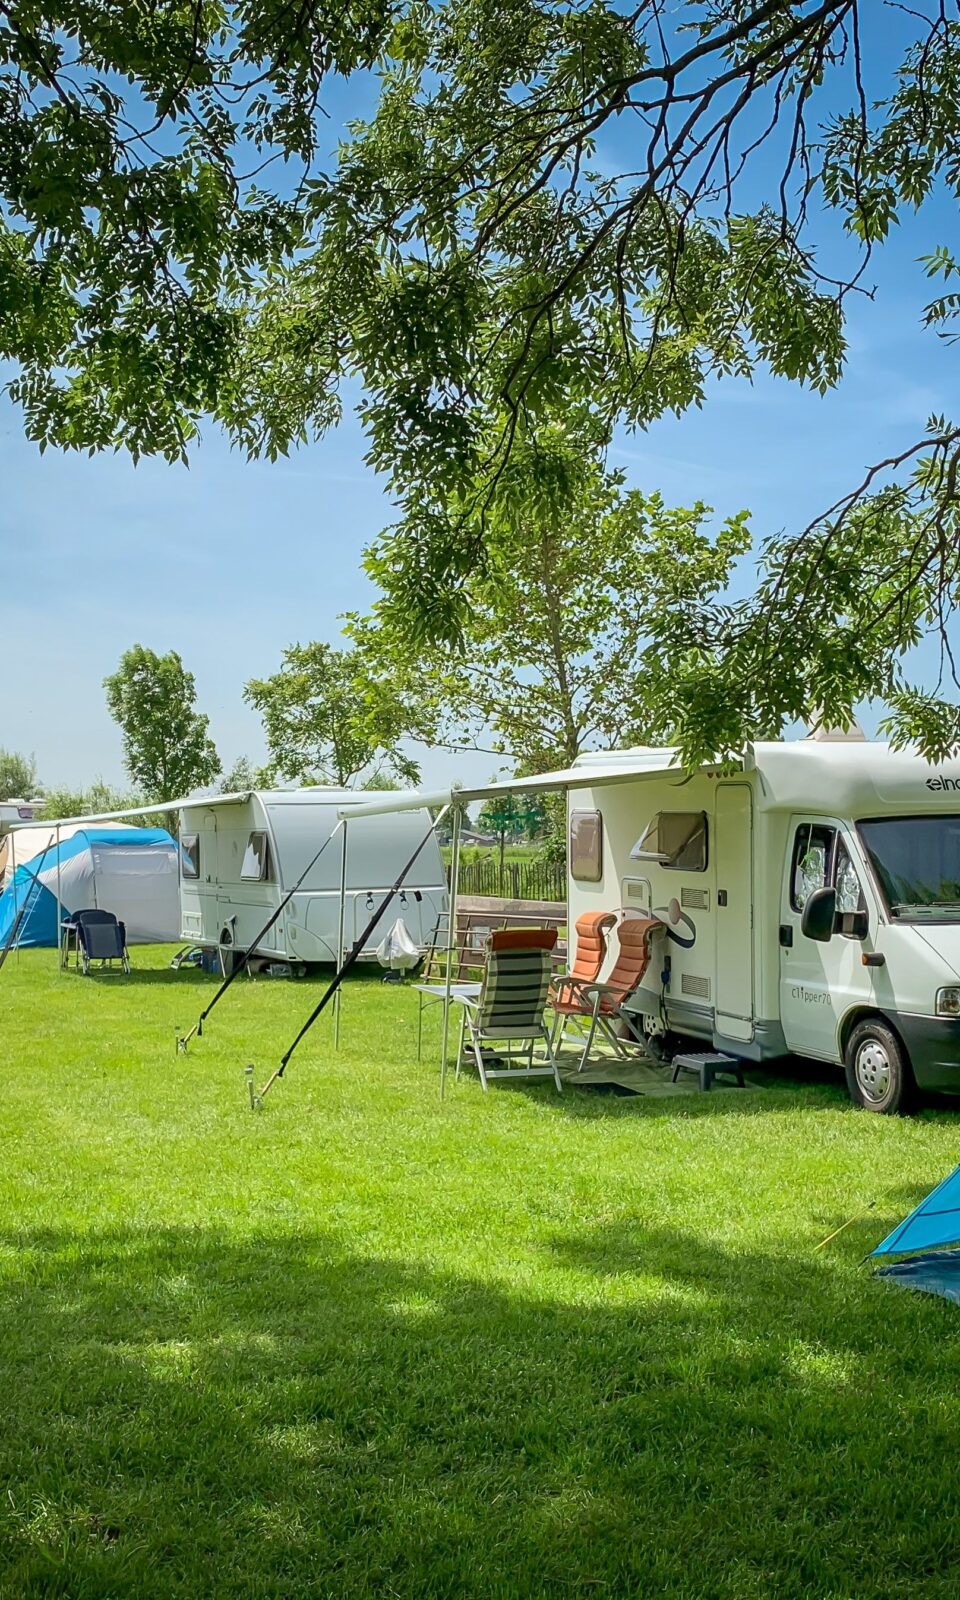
[844, 1018, 913, 1114]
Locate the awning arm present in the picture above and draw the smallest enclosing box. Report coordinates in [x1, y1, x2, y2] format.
[6, 792, 246, 830]
[336, 787, 459, 821]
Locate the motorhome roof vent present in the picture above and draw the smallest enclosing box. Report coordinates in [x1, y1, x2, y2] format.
[806, 717, 866, 742]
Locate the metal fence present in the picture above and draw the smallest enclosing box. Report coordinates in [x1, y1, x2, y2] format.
[455, 857, 566, 902]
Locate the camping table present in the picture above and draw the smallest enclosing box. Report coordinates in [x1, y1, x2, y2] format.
[412, 981, 482, 1060]
[60, 918, 81, 970]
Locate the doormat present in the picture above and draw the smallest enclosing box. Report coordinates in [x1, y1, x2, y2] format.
[556, 1049, 757, 1097]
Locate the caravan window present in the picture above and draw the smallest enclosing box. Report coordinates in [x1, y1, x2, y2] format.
[570, 811, 603, 882]
[241, 831, 271, 882]
[181, 834, 200, 880]
[633, 812, 708, 872]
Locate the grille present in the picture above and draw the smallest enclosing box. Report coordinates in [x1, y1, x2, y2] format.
[681, 887, 709, 910]
[681, 973, 711, 999]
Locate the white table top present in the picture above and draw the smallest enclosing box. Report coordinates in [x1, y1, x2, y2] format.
[413, 982, 482, 1001]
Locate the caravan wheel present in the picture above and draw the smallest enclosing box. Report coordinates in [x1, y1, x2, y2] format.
[844, 1019, 912, 1114]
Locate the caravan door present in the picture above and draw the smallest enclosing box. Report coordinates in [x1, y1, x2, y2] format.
[179, 808, 220, 944]
[713, 784, 754, 1042]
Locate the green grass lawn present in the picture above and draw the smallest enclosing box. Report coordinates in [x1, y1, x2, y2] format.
[3, 947, 960, 1598]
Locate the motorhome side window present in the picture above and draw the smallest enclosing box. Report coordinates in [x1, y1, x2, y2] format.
[570, 811, 602, 882]
[790, 824, 834, 910]
[834, 839, 865, 916]
[181, 834, 200, 880]
[241, 831, 271, 882]
[633, 812, 708, 872]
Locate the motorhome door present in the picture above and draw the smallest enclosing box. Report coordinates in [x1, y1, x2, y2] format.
[714, 784, 754, 1042]
[779, 818, 869, 1061]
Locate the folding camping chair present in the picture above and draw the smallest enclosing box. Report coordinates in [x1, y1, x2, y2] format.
[69, 909, 131, 975]
[550, 916, 659, 1072]
[550, 911, 617, 1011]
[453, 936, 562, 1092]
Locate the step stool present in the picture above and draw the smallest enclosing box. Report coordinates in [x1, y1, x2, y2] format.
[670, 1051, 745, 1091]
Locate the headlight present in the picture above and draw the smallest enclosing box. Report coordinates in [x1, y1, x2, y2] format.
[936, 987, 960, 1017]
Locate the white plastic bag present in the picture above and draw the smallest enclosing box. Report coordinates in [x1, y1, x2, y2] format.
[376, 917, 421, 972]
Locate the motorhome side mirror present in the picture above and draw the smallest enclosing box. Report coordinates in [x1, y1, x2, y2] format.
[837, 908, 869, 940]
[801, 886, 836, 942]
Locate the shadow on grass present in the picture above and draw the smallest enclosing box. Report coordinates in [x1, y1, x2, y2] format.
[2, 1217, 959, 1598]
[78, 962, 386, 989]
[500, 1065, 851, 1120]
[502, 1053, 960, 1120]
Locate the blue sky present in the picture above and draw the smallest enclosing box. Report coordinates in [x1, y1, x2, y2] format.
[2, 32, 958, 795]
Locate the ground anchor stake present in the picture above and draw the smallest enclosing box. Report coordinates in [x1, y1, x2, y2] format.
[245, 1064, 264, 1112]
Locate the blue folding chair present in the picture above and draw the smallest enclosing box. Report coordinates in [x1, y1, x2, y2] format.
[69, 909, 130, 975]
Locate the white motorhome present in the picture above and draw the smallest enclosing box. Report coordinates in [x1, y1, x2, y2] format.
[565, 737, 960, 1112]
[178, 789, 447, 969]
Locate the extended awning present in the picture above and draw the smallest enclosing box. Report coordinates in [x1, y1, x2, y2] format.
[335, 749, 713, 821]
[7, 792, 252, 831]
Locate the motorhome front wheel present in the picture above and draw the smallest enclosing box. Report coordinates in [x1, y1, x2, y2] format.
[844, 1020, 912, 1115]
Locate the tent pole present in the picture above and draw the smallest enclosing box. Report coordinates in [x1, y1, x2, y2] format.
[55, 823, 62, 972]
[440, 804, 462, 1098]
[334, 818, 348, 1050]
[11, 836, 21, 966]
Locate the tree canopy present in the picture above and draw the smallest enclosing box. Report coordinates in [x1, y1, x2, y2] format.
[0, 748, 39, 799]
[244, 642, 419, 787]
[350, 427, 749, 769]
[104, 645, 221, 800]
[5, 2, 960, 754]
[219, 754, 272, 793]
[40, 779, 146, 822]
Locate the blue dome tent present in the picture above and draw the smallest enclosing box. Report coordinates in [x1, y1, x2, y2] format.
[873, 1166, 960, 1304]
[0, 825, 180, 950]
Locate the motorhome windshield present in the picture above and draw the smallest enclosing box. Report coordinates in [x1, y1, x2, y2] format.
[858, 816, 960, 918]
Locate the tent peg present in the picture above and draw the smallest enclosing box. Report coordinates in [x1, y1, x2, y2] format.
[245, 1064, 264, 1112]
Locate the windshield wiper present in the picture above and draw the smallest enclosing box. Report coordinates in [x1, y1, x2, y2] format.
[892, 901, 960, 917]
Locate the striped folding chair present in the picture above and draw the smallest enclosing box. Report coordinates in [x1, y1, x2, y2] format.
[454, 945, 562, 1092]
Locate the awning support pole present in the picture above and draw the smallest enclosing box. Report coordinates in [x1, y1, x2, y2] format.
[177, 817, 346, 1052]
[334, 819, 348, 1051]
[440, 804, 462, 1099]
[254, 805, 450, 1106]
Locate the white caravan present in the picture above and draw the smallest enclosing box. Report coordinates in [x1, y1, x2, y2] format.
[565, 738, 960, 1112]
[0, 800, 42, 835]
[178, 789, 447, 969]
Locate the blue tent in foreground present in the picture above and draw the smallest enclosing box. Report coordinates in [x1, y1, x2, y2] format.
[872, 1166, 960, 1304]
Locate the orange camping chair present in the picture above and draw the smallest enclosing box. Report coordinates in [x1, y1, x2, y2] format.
[550, 911, 616, 1011]
[551, 916, 660, 1072]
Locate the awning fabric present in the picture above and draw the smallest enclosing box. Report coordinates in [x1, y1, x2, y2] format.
[335, 752, 704, 821]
